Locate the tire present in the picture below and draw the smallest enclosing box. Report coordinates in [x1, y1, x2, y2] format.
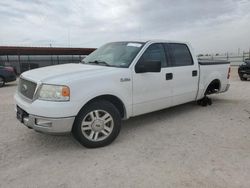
[0, 77, 5, 88]
[240, 76, 247, 81]
[197, 96, 212, 106]
[72, 100, 121, 148]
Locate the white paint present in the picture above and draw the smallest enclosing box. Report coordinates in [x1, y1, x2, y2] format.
[15, 40, 230, 133]
[127, 43, 142, 48]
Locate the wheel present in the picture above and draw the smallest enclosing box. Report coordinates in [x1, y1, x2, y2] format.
[72, 100, 121, 148]
[197, 96, 212, 107]
[240, 76, 247, 81]
[200, 99, 208, 106]
[0, 77, 5, 87]
[239, 73, 247, 81]
[207, 97, 212, 105]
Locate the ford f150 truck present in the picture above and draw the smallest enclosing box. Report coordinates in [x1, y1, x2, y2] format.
[15, 40, 230, 148]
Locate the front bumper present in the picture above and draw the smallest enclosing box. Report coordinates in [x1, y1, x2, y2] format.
[16, 106, 75, 134]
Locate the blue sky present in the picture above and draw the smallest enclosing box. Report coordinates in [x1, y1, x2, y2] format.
[0, 0, 250, 53]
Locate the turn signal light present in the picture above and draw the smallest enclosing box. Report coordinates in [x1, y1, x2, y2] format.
[62, 86, 70, 97]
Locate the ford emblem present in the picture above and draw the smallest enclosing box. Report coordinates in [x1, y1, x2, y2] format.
[21, 84, 28, 92]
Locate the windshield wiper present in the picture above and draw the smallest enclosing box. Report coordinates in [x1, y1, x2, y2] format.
[87, 60, 110, 66]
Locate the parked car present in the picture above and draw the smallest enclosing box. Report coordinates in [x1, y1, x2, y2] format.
[238, 58, 250, 81]
[0, 66, 17, 87]
[14, 40, 230, 148]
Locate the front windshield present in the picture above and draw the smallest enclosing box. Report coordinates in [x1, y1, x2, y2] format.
[81, 42, 145, 68]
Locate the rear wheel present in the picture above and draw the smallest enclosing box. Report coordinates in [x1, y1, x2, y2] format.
[0, 77, 5, 87]
[72, 100, 121, 148]
[197, 96, 212, 106]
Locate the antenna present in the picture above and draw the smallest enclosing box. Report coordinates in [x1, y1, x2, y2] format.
[68, 28, 71, 47]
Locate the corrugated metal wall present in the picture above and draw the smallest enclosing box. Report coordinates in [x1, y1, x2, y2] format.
[0, 46, 96, 74]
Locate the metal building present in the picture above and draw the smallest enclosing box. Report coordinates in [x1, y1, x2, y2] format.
[0, 46, 96, 74]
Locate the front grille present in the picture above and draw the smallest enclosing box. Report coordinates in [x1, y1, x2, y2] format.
[18, 78, 37, 100]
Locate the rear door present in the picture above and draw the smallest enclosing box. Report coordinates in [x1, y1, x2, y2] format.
[165, 43, 199, 105]
[132, 43, 172, 116]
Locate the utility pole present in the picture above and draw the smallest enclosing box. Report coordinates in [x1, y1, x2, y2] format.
[67, 28, 71, 47]
[49, 43, 53, 65]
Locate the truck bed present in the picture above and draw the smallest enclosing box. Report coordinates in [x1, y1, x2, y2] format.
[196, 59, 230, 100]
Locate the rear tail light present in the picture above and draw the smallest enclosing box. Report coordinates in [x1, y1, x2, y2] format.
[227, 66, 231, 79]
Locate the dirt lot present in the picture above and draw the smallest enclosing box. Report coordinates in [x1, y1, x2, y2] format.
[0, 67, 250, 188]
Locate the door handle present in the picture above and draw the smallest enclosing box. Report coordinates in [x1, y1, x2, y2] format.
[166, 73, 173, 80]
[192, 70, 198, 77]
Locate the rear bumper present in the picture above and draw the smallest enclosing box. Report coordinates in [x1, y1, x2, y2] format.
[221, 84, 230, 93]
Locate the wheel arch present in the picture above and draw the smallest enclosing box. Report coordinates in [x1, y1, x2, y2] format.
[77, 94, 127, 119]
[204, 79, 221, 95]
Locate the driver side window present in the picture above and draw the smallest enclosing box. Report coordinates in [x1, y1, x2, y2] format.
[138, 43, 167, 67]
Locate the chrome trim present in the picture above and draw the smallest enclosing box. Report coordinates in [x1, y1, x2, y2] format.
[81, 110, 114, 142]
[18, 76, 41, 102]
[120, 78, 131, 82]
[21, 114, 75, 134]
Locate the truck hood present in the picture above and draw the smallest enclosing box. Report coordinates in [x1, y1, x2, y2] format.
[21, 63, 116, 84]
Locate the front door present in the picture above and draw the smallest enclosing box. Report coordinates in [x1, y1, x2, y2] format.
[132, 43, 172, 116]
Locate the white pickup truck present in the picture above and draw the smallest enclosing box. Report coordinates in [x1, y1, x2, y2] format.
[15, 40, 230, 148]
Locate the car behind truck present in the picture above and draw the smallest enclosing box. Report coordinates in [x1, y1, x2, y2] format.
[0, 66, 16, 87]
[14, 40, 230, 148]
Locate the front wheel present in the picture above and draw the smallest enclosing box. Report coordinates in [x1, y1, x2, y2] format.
[72, 100, 121, 148]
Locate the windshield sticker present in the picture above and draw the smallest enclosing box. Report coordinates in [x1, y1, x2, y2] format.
[127, 43, 142, 48]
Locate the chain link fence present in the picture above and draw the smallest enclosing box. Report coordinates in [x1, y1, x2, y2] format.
[198, 51, 250, 66]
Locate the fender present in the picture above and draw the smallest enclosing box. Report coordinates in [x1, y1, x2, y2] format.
[74, 91, 132, 119]
[197, 70, 223, 100]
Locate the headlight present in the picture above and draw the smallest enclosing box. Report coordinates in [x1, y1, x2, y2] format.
[38, 84, 70, 101]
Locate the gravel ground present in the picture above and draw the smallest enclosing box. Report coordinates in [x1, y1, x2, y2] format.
[0, 67, 250, 188]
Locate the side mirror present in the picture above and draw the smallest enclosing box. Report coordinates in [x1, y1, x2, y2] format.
[135, 60, 161, 73]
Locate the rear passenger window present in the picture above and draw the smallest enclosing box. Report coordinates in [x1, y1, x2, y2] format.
[168, 43, 193, 66]
[139, 44, 167, 67]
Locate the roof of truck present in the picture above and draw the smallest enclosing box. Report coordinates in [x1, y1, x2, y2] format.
[114, 39, 188, 44]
